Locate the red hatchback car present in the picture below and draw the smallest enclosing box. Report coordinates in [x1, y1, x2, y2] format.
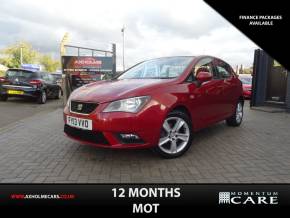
[64, 56, 244, 158]
[239, 74, 252, 99]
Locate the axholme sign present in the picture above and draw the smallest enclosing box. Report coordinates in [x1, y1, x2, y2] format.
[74, 57, 102, 68]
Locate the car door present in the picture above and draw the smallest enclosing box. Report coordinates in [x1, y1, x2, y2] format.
[41, 73, 55, 97]
[213, 59, 237, 118]
[47, 74, 60, 97]
[186, 57, 224, 130]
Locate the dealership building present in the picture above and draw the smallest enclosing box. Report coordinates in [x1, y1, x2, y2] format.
[251, 49, 290, 112]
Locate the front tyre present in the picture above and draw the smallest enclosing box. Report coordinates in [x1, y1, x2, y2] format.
[154, 110, 193, 158]
[226, 101, 243, 127]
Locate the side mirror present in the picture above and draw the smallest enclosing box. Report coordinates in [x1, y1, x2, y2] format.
[196, 71, 212, 83]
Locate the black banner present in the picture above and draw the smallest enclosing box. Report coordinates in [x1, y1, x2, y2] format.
[0, 184, 289, 213]
[204, 0, 289, 70]
[62, 56, 114, 90]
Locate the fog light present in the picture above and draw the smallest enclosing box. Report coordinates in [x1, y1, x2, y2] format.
[120, 134, 139, 139]
[117, 133, 144, 144]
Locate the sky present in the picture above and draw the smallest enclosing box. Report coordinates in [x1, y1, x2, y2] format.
[0, 0, 258, 70]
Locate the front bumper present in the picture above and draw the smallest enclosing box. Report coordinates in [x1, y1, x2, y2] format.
[63, 101, 166, 149]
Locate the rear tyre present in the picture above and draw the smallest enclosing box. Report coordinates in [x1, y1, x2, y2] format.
[226, 101, 243, 127]
[0, 95, 8, 101]
[37, 90, 47, 104]
[153, 110, 193, 158]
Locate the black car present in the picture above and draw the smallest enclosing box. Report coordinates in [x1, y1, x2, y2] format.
[51, 73, 62, 84]
[0, 68, 62, 104]
[51, 73, 63, 94]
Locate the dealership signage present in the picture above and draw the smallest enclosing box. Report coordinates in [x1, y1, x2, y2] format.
[219, 191, 279, 205]
[0, 184, 288, 213]
[62, 56, 113, 89]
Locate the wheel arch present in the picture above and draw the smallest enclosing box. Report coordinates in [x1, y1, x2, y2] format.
[168, 104, 194, 130]
[238, 95, 245, 105]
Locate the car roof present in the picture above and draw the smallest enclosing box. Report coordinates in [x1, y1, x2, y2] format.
[141, 55, 230, 62]
[7, 69, 50, 76]
[8, 68, 40, 73]
[143, 56, 195, 61]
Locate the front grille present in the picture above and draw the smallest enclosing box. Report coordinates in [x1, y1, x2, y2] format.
[64, 124, 109, 145]
[70, 101, 98, 114]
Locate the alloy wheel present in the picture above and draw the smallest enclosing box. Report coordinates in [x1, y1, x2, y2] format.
[42, 91, 47, 103]
[58, 89, 62, 99]
[236, 102, 243, 123]
[158, 117, 190, 154]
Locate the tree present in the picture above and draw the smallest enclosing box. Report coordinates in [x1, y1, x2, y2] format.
[243, 66, 253, 75]
[0, 41, 60, 72]
[40, 54, 60, 72]
[0, 41, 40, 68]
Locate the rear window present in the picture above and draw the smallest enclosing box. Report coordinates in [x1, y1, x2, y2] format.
[239, 77, 252, 85]
[6, 70, 38, 79]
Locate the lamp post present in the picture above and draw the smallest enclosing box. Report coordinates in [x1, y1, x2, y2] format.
[60, 32, 70, 105]
[20, 46, 23, 66]
[121, 26, 125, 71]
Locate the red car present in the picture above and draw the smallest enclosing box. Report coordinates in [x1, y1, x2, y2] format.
[239, 74, 252, 99]
[64, 56, 244, 158]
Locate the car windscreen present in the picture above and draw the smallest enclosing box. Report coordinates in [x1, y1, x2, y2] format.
[6, 70, 38, 79]
[118, 57, 193, 79]
[239, 77, 252, 85]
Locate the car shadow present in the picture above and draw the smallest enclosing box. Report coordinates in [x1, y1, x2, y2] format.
[5, 97, 60, 105]
[5, 97, 37, 104]
[72, 121, 229, 161]
[76, 144, 155, 161]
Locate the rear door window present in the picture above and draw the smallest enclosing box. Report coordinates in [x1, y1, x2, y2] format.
[216, 66, 231, 78]
[48, 74, 55, 83]
[213, 59, 234, 79]
[41, 73, 50, 82]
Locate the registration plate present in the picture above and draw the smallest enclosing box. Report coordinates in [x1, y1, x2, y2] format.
[7, 90, 24, 95]
[66, 116, 92, 130]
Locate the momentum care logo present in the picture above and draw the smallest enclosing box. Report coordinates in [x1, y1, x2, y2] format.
[218, 191, 278, 205]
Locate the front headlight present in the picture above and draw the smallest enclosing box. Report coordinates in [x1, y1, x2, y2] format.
[103, 96, 150, 113]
